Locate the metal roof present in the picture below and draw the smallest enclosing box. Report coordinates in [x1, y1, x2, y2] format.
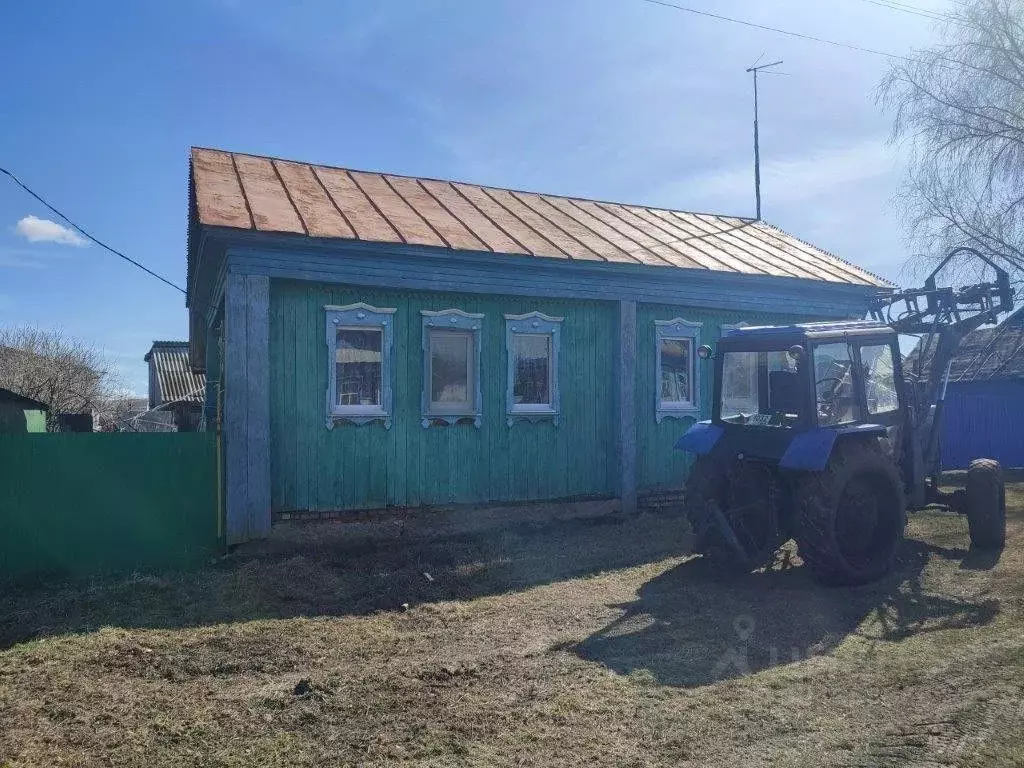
[144, 341, 206, 405]
[189, 147, 890, 288]
[909, 307, 1024, 383]
[725, 320, 896, 340]
[0, 387, 49, 411]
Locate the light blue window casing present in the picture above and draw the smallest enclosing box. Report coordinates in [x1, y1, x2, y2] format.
[325, 303, 396, 429]
[505, 312, 562, 426]
[655, 317, 702, 423]
[421, 309, 484, 428]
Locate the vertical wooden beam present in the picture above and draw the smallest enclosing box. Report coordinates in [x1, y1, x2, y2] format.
[618, 300, 637, 513]
[223, 272, 271, 544]
[246, 275, 272, 539]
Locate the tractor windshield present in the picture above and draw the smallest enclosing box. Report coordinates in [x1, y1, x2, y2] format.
[720, 349, 802, 427]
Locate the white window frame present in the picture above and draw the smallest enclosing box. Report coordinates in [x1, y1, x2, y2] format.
[325, 303, 396, 429]
[504, 312, 563, 426]
[655, 317, 702, 423]
[421, 309, 484, 428]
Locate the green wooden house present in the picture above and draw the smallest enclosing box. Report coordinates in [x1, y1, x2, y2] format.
[186, 148, 890, 544]
[0, 388, 48, 433]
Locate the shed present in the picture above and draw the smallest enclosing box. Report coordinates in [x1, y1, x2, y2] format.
[914, 307, 1024, 469]
[185, 147, 891, 543]
[144, 341, 206, 431]
[0, 388, 48, 433]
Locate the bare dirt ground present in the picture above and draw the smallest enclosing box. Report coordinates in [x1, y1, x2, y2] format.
[0, 489, 1022, 767]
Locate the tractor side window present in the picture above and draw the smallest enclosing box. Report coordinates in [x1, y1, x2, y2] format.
[814, 342, 858, 426]
[860, 344, 899, 414]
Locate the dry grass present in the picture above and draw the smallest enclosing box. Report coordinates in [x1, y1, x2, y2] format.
[1, 490, 1023, 767]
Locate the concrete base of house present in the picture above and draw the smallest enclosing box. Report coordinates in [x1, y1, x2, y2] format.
[262, 489, 686, 546]
[272, 495, 621, 536]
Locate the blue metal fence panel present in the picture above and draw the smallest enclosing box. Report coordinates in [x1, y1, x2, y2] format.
[941, 381, 1024, 469]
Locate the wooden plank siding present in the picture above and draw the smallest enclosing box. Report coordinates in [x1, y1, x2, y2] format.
[269, 280, 618, 512]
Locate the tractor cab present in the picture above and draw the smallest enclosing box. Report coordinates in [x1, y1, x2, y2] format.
[679, 320, 904, 472]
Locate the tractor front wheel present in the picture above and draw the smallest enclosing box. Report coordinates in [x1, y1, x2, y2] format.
[793, 441, 906, 585]
[965, 458, 1006, 550]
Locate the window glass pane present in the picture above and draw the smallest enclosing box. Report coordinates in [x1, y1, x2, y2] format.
[660, 338, 692, 404]
[861, 344, 899, 414]
[336, 328, 382, 407]
[720, 349, 802, 426]
[430, 330, 472, 408]
[721, 351, 759, 418]
[513, 334, 551, 405]
[814, 342, 857, 425]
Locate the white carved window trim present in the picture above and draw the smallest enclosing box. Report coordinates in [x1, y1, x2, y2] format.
[325, 303, 396, 429]
[655, 317, 702, 423]
[504, 312, 563, 426]
[421, 309, 484, 428]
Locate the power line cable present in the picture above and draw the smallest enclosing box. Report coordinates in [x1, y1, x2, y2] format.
[857, 0, 962, 25]
[637, 0, 917, 61]
[0, 166, 186, 294]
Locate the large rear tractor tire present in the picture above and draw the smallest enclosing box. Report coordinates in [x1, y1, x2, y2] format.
[684, 456, 784, 573]
[793, 441, 906, 585]
[965, 458, 1006, 550]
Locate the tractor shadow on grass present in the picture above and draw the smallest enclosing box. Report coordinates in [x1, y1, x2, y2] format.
[571, 537, 1000, 688]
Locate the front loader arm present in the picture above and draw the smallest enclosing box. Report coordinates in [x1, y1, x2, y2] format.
[868, 247, 1014, 505]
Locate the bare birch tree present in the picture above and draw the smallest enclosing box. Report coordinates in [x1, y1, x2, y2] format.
[0, 327, 120, 427]
[880, 0, 1024, 277]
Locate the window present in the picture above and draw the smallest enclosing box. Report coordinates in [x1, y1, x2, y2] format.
[813, 341, 858, 426]
[421, 309, 484, 427]
[505, 312, 562, 425]
[719, 322, 758, 418]
[860, 343, 899, 415]
[655, 318, 702, 423]
[720, 349, 802, 427]
[325, 303, 395, 428]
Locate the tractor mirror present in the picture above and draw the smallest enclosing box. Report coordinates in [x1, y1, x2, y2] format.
[697, 344, 714, 360]
[787, 344, 805, 360]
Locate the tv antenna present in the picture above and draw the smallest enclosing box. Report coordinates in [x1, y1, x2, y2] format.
[745, 57, 783, 220]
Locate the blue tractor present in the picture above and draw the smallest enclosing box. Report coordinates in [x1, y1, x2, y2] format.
[677, 248, 1013, 584]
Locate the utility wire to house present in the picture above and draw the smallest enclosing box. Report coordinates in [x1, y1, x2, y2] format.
[0, 166, 186, 294]
[636, 0, 918, 62]
[856, 0, 964, 26]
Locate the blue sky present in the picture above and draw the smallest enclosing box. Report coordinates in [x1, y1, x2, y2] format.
[0, 0, 947, 394]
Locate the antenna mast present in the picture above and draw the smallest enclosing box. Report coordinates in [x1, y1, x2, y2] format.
[745, 59, 782, 220]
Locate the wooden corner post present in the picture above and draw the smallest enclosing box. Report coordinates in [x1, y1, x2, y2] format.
[224, 272, 271, 544]
[618, 300, 637, 513]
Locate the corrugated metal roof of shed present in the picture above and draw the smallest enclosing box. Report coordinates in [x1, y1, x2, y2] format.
[144, 341, 206, 404]
[908, 306, 1024, 383]
[189, 147, 892, 289]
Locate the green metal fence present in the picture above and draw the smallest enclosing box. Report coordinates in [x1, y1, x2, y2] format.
[0, 433, 221, 581]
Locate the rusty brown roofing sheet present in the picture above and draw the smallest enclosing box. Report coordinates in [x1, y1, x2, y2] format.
[191, 149, 252, 230]
[273, 160, 354, 239]
[189, 147, 890, 287]
[234, 155, 305, 234]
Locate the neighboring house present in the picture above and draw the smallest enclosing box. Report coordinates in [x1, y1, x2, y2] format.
[0, 388, 48, 433]
[909, 307, 1024, 469]
[144, 341, 206, 432]
[186, 147, 890, 543]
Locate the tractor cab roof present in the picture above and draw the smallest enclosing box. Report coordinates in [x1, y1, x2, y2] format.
[722, 319, 896, 344]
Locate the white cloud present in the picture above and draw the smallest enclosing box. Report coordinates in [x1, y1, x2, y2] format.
[15, 215, 87, 247]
